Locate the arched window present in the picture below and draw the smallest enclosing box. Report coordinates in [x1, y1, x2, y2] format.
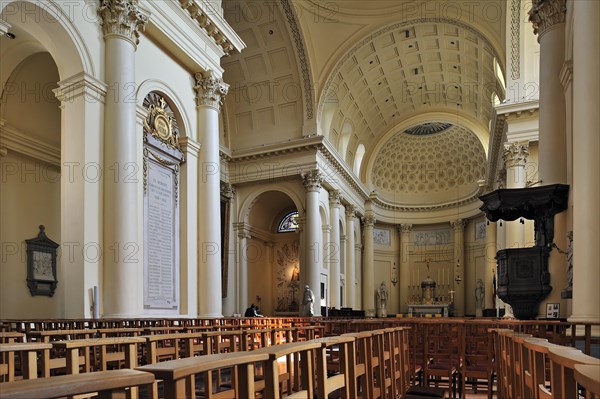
[354, 143, 365, 175]
[494, 57, 506, 91]
[340, 120, 353, 159]
[278, 211, 299, 232]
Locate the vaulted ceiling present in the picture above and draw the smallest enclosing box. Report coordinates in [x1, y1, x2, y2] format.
[221, 0, 506, 207]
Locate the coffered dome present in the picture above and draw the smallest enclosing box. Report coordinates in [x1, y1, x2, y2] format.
[370, 124, 486, 205]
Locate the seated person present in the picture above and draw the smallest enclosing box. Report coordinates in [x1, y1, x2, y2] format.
[244, 304, 257, 317]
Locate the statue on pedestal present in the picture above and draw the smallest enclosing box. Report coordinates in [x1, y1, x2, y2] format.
[376, 281, 388, 317]
[301, 285, 315, 316]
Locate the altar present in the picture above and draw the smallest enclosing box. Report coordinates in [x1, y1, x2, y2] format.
[408, 303, 452, 317]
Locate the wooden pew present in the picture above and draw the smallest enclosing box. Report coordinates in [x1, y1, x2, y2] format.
[314, 335, 355, 399]
[137, 351, 269, 399]
[543, 346, 600, 398]
[253, 340, 321, 398]
[0, 369, 154, 399]
[0, 342, 52, 381]
[574, 364, 600, 399]
[342, 331, 375, 399]
[27, 329, 97, 376]
[52, 337, 145, 375]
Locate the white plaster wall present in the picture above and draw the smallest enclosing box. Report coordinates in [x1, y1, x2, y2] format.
[0, 152, 63, 318]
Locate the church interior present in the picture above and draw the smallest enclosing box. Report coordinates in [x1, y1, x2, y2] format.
[0, 0, 598, 397]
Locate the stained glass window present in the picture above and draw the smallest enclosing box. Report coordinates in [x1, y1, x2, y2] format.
[278, 211, 299, 232]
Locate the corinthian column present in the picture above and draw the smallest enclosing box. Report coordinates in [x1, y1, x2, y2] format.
[329, 190, 341, 309]
[302, 170, 323, 303]
[503, 142, 529, 247]
[194, 71, 229, 317]
[98, 0, 147, 317]
[451, 219, 466, 317]
[362, 214, 376, 313]
[570, 0, 600, 324]
[398, 224, 412, 313]
[529, 0, 567, 185]
[530, 0, 569, 318]
[345, 205, 356, 309]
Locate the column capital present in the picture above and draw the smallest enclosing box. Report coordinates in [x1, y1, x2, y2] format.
[345, 204, 357, 218]
[363, 215, 376, 227]
[398, 224, 413, 234]
[503, 141, 529, 168]
[329, 190, 342, 207]
[98, 0, 149, 47]
[302, 170, 323, 192]
[529, 0, 566, 37]
[220, 181, 235, 201]
[451, 219, 467, 232]
[193, 71, 229, 110]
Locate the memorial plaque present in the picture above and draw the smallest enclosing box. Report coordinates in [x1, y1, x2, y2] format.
[144, 158, 179, 310]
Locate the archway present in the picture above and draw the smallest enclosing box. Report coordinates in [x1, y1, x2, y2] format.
[245, 190, 300, 316]
[0, 52, 62, 318]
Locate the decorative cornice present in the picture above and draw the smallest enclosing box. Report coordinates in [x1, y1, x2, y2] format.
[510, 0, 521, 80]
[179, 0, 244, 55]
[363, 215, 376, 227]
[280, 0, 314, 120]
[98, 0, 149, 47]
[370, 187, 482, 213]
[302, 170, 323, 192]
[329, 190, 341, 207]
[222, 135, 486, 212]
[193, 71, 229, 110]
[529, 0, 566, 37]
[503, 141, 529, 168]
[0, 121, 60, 166]
[53, 72, 107, 103]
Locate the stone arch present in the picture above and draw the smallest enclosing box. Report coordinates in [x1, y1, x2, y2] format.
[238, 185, 304, 225]
[1, 0, 94, 85]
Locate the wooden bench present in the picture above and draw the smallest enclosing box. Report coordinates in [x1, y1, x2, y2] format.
[543, 346, 600, 398]
[253, 340, 322, 398]
[0, 342, 52, 381]
[314, 335, 355, 399]
[52, 337, 145, 375]
[0, 369, 154, 399]
[137, 350, 269, 399]
[574, 364, 600, 399]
